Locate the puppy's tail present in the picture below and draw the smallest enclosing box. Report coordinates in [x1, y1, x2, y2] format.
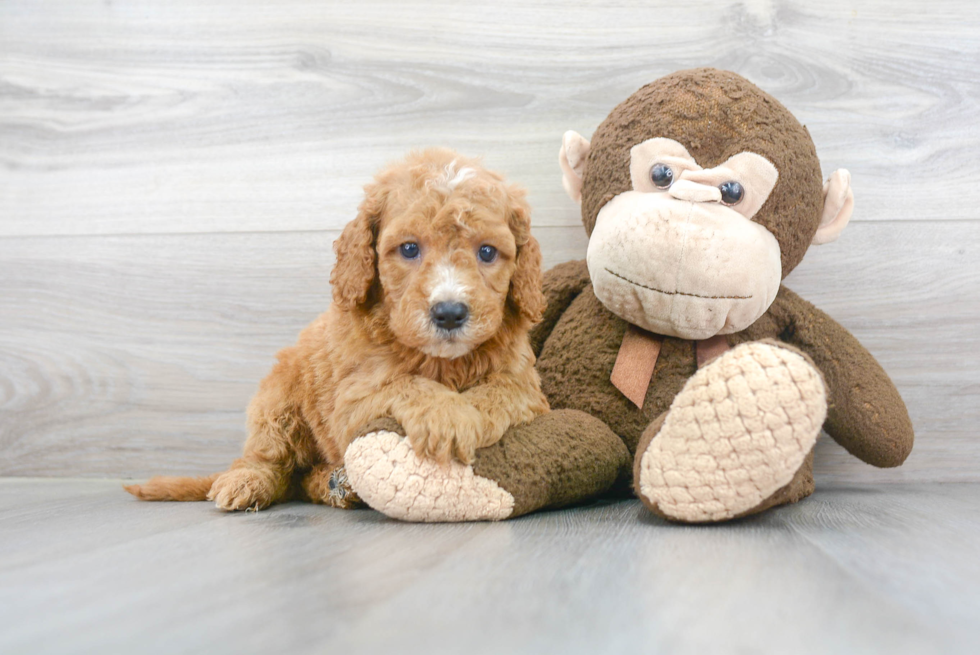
[124, 473, 221, 502]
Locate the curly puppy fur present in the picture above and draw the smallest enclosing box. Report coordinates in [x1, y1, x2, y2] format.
[125, 149, 549, 511]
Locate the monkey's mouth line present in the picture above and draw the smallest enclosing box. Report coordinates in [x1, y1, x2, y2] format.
[604, 268, 752, 300]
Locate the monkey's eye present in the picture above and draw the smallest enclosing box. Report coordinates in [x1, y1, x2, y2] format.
[650, 163, 674, 188]
[478, 245, 498, 263]
[719, 181, 744, 206]
[399, 242, 420, 259]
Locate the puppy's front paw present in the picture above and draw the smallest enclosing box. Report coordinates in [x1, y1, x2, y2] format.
[398, 396, 486, 465]
[207, 467, 280, 511]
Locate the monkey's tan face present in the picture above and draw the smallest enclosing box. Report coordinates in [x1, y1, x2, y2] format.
[585, 138, 782, 340]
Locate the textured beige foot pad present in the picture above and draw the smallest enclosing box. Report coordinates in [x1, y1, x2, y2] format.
[344, 431, 515, 522]
[637, 342, 827, 523]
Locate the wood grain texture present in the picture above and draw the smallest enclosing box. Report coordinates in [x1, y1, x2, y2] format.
[0, 227, 590, 477]
[1, 479, 978, 654]
[1, 1, 978, 480]
[0, 222, 976, 480]
[2, 0, 980, 236]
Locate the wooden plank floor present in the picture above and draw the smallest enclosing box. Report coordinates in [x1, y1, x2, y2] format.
[3, 4, 978, 654]
[1, 479, 978, 654]
[2, 0, 979, 481]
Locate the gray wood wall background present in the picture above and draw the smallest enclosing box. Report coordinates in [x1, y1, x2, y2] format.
[1, 0, 978, 482]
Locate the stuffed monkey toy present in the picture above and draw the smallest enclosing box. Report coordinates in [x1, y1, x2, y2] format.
[345, 68, 914, 523]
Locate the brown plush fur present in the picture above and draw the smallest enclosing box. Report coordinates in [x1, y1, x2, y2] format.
[581, 68, 824, 275]
[334, 69, 911, 523]
[525, 69, 913, 519]
[532, 271, 913, 517]
[535, 271, 914, 469]
[126, 149, 549, 511]
[470, 409, 631, 516]
[332, 70, 911, 523]
[351, 410, 632, 517]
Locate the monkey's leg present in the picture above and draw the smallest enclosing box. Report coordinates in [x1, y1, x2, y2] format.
[633, 340, 826, 523]
[343, 411, 630, 522]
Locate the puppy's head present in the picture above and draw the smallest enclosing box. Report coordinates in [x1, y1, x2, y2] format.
[330, 148, 544, 359]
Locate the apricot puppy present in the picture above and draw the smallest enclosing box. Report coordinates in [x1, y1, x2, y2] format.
[126, 149, 549, 511]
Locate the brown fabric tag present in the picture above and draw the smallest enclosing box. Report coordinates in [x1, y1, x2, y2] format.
[696, 334, 731, 368]
[611, 325, 663, 409]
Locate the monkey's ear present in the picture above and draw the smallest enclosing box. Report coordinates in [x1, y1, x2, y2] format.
[812, 169, 854, 245]
[559, 130, 591, 204]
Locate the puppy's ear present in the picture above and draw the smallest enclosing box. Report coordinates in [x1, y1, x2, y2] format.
[330, 181, 385, 309]
[506, 189, 546, 324]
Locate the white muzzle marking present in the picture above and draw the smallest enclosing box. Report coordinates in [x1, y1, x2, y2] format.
[428, 263, 469, 305]
[421, 263, 473, 359]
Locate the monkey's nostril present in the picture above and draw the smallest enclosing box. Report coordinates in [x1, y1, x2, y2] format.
[430, 302, 469, 331]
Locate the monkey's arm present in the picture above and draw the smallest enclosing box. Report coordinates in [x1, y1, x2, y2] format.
[773, 286, 913, 467]
[529, 259, 591, 357]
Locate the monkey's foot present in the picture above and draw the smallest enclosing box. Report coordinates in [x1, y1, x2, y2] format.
[634, 341, 827, 523]
[344, 431, 515, 522]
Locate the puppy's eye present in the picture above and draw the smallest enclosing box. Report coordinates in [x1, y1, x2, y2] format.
[477, 245, 497, 263]
[719, 181, 744, 206]
[399, 242, 420, 259]
[650, 163, 673, 189]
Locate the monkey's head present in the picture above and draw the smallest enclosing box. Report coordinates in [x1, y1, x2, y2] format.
[560, 68, 854, 340]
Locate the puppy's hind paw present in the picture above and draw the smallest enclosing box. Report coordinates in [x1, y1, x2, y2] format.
[344, 431, 514, 522]
[207, 467, 281, 512]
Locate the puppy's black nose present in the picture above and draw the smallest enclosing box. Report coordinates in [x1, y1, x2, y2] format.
[430, 302, 469, 331]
